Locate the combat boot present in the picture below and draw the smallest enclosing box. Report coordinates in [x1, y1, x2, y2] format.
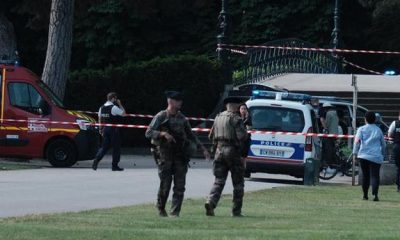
[158, 208, 168, 217]
[232, 212, 244, 217]
[205, 202, 215, 216]
[169, 212, 180, 218]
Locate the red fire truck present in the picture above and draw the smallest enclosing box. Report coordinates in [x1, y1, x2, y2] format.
[0, 62, 99, 167]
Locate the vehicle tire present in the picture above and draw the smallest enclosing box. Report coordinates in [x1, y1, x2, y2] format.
[46, 139, 77, 167]
[343, 154, 358, 177]
[319, 165, 338, 180]
[244, 170, 251, 178]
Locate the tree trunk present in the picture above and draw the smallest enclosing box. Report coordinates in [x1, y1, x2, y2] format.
[0, 13, 17, 61]
[42, 0, 75, 100]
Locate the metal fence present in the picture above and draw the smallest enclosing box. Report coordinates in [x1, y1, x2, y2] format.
[238, 38, 340, 85]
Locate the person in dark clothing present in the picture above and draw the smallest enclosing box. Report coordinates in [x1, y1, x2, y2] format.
[318, 103, 326, 130]
[92, 92, 127, 171]
[353, 112, 386, 201]
[375, 113, 388, 135]
[239, 103, 252, 129]
[337, 109, 348, 135]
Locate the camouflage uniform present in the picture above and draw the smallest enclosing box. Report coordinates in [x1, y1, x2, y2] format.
[145, 110, 203, 216]
[206, 110, 248, 216]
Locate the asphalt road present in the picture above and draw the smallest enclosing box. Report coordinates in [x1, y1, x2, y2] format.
[0, 155, 351, 218]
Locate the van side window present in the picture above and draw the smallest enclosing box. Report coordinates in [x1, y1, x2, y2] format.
[8, 83, 45, 115]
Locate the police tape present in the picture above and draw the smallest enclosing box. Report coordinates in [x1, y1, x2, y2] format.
[2, 118, 366, 139]
[3, 118, 149, 130]
[4, 119, 395, 141]
[248, 130, 355, 139]
[228, 48, 247, 55]
[342, 59, 383, 75]
[76, 110, 215, 122]
[221, 46, 387, 75]
[217, 43, 400, 55]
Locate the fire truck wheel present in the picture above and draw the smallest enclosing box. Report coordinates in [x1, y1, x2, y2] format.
[46, 139, 77, 167]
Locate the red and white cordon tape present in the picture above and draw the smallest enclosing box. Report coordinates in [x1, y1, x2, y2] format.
[217, 43, 400, 55]
[229, 48, 247, 55]
[223, 45, 385, 75]
[77, 111, 215, 122]
[247, 130, 354, 139]
[342, 60, 383, 75]
[4, 119, 148, 130]
[3, 118, 361, 139]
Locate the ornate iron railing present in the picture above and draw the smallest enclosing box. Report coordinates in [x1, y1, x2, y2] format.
[238, 38, 340, 85]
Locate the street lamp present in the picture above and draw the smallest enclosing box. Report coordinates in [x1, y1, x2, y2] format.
[217, 0, 232, 83]
[331, 0, 343, 73]
[331, 0, 342, 50]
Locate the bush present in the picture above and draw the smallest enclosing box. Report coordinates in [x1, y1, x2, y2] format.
[65, 55, 225, 147]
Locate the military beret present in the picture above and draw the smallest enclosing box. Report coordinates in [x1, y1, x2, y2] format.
[223, 96, 242, 105]
[165, 91, 183, 101]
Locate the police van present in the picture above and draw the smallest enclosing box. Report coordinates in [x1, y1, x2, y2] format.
[315, 96, 370, 132]
[245, 91, 322, 178]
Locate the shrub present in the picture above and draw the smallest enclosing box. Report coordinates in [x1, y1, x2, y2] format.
[65, 55, 225, 146]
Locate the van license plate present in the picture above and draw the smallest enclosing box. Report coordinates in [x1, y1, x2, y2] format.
[260, 149, 285, 157]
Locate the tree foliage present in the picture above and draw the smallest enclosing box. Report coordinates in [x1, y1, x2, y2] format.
[3, 0, 400, 74]
[65, 54, 224, 117]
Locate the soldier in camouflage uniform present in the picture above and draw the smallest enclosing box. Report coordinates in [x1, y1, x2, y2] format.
[145, 91, 210, 217]
[205, 97, 248, 217]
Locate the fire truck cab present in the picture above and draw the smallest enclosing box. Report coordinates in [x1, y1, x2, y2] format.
[0, 62, 99, 167]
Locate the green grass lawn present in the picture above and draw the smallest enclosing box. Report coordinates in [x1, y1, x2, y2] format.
[1, 185, 400, 240]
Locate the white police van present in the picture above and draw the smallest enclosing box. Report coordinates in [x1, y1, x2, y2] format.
[315, 96, 369, 131]
[245, 91, 321, 178]
[243, 90, 389, 179]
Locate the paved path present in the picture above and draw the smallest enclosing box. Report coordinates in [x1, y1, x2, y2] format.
[0, 155, 351, 218]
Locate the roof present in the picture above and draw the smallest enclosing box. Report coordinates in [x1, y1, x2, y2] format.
[246, 98, 313, 111]
[240, 73, 400, 93]
[0, 65, 39, 81]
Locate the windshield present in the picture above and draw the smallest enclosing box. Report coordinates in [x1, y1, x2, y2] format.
[250, 106, 305, 132]
[38, 81, 65, 108]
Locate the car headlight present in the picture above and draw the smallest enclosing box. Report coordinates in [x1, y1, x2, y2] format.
[76, 119, 90, 130]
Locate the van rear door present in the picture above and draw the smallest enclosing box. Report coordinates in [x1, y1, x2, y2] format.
[247, 106, 306, 164]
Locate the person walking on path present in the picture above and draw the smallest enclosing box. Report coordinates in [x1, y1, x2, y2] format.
[353, 111, 386, 201]
[92, 92, 127, 171]
[205, 97, 248, 217]
[145, 91, 210, 217]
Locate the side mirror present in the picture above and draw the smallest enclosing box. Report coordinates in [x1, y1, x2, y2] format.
[39, 100, 51, 116]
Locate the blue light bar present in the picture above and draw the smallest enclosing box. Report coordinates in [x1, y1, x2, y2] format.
[252, 90, 311, 101]
[384, 70, 396, 76]
[313, 95, 349, 103]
